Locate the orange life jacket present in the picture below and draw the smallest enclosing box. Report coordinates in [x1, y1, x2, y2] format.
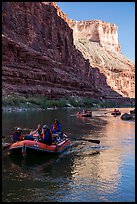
[53, 123, 58, 131]
[19, 133, 23, 141]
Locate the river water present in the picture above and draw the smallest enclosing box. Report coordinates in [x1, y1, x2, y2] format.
[2, 108, 135, 202]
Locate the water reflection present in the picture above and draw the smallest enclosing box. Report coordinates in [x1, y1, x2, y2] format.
[3, 151, 74, 202]
[2, 108, 135, 202]
[65, 108, 134, 201]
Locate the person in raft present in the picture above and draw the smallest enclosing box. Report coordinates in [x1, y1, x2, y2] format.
[51, 119, 62, 134]
[24, 124, 43, 141]
[51, 119, 63, 142]
[31, 124, 42, 138]
[39, 125, 53, 145]
[13, 127, 23, 143]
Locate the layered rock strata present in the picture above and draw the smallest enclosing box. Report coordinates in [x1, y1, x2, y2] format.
[54, 2, 135, 100]
[2, 2, 135, 104]
[2, 2, 98, 99]
[68, 20, 135, 99]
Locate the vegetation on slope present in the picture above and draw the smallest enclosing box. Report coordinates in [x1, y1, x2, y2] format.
[2, 94, 133, 111]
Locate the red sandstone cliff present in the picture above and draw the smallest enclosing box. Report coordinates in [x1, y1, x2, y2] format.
[2, 2, 96, 98]
[2, 2, 135, 104]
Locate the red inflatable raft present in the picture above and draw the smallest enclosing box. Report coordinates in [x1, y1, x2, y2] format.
[111, 109, 121, 116]
[9, 134, 71, 156]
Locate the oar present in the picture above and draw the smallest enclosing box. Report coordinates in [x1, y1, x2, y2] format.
[63, 133, 100, 144]
[72, 138, 100, 144]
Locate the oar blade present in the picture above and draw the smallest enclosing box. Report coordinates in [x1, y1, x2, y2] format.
[75, 138, 100, 144]
[87, 139, 100, 144]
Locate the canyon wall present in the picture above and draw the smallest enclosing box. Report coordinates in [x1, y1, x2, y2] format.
[68, 20, 135, 99]
[2, 2, 97, 99]
[2, 2, 135, 104]
[54, 2, 135, 99]
[69, 20, 121, 53]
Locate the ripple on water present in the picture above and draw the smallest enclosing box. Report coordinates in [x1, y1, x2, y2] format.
[2, 108, 135, 202]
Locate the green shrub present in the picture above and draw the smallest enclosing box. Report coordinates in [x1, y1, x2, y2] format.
[2, 95, 132, 109]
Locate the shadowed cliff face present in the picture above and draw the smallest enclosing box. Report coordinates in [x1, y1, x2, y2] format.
[2, 2, 96, 98]
[2, 2, 135, 104]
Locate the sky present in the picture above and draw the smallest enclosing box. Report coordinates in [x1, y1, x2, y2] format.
[57, 2, 135, 63]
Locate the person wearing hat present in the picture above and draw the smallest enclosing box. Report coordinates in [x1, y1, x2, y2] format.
[39, 125, 52, 145]
[50, 119, 62, 134]
[12, 127, 23, 143]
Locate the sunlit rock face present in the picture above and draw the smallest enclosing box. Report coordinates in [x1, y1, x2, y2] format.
[2, 2, 135, 104]
[68, 20, 135, 99]
[69, 20, 120, 53]
[54, 2, 135, 99]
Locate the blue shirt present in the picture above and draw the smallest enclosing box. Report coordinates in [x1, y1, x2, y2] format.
[51, 123, 62, 133]
[42, 129, 52, 145]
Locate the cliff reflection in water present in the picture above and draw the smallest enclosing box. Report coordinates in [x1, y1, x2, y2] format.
[2, 108, 135, 202]
[68, 114, 135, 197]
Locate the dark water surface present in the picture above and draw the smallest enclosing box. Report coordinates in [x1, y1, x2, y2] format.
[2, 108, 135, 202]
